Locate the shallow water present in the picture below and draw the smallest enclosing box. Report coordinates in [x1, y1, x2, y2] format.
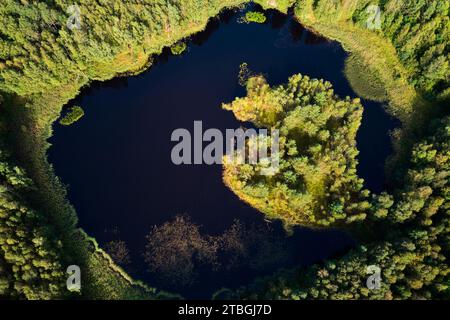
[48, 7, 398, 298]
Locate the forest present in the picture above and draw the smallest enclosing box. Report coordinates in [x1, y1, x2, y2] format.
[233, 115, 449, 299]
[223, 73, 368, 227]
[0, 0, 448, 300]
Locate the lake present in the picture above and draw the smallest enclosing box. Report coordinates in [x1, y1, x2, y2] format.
[48, 7, 398, 298]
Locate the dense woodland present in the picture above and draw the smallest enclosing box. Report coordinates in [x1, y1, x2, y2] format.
[223, 73, 368, 227]
[0, 0, 249, 96]
[0, 0, 448, 299]
[367, 0, 449, 98]
[0, 138, 65, 299]
[234, 116, 449, 299]
[296, 0, 449, 101]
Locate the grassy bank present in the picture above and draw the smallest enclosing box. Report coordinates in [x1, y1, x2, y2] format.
[292, 0, 439, 186]
[294, 0, 423, 121]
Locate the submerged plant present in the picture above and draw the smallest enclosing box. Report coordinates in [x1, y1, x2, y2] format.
[104, 240, 131, 267]
[238, 62, 256, 86]
[143, 215, 291, 286]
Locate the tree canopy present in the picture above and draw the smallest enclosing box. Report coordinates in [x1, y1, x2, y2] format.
[234, 116, 450, 300]
[223, 73, 369, 227]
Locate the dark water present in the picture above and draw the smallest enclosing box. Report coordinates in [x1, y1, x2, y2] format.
[48, 8, 397, 298]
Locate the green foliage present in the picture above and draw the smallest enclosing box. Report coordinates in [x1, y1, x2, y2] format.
[75, 230, 171, 300]
[383, 117, 450, 224]
[0, 0, 253, 300]
[0, 0, 248, 96]
[234, 117, 450, 300]
[298, 0, 450, 99]
[375, 0, 449, 97]
[0, 0, 448, 300]
[223, 73, 368, 227]
[170, 42, 187, 55]
[0, 151, 65, 299]
[344, 54, 388, 102]
[245, 11, 267, 23]
[59, 106, 84, 126]
[253, 0, 296, 13]
[293, 0, 422, 126]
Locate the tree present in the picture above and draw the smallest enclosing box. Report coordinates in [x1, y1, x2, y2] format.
[223, 73, 367, 227]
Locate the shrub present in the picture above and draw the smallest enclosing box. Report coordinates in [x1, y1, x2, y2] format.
[170, 42, 187, 55]
[245, 11, 267, 23]
[59, 106, 84, 126]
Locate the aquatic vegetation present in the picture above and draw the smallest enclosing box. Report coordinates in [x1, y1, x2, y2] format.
[344, 54, 388, 102]
[105, 240, 131, 267]
[235, 116, 450, 300]
[245, 11, 267, 23]
[143, 215, 290, 287]
[170, 42, 188, 55]
[238, 62, 255, 86]
[144, 215, 218, 286]
[59, 106, 84, 126]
